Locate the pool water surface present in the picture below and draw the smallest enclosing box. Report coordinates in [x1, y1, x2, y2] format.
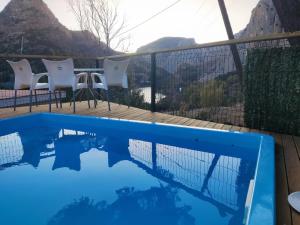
[0, 113, 274, 225]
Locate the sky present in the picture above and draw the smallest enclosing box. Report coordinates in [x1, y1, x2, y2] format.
[0, 0, 259, 52]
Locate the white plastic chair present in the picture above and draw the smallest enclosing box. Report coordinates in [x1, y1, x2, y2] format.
[288, 192, 300, 213]
[7, 59, 48, 112]
[91, 58, 130, 111]
[42, 58, 88, 113]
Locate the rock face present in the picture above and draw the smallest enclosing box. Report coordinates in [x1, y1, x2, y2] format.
[136, 0, 284, 74]
[0, 0, 113, 56]
[137, 37, 196, 53]
[136, 37, 197, 73]
[272, 0, 300, 34]
[237, 0, 283, 38]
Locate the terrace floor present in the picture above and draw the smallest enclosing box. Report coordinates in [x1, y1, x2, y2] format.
[0, 101, 299, 225]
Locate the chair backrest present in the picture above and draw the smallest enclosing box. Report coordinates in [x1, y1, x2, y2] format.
[42, 58, 75, 90]
[7, 59, 33, 89]
[103, 59, 130, 88]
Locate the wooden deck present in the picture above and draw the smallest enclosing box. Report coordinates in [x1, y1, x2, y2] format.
[0, 101, 299, 225]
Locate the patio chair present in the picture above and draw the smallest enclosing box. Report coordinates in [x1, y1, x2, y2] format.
[91, 58, 130, 111]
[42, 58, 88, 113]
[288, 192, 300, 213]
[7, 59, 48, 112]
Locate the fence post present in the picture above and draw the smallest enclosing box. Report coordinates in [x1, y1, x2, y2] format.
[218, 0, 244, 86]
[150, 53, 156, 112]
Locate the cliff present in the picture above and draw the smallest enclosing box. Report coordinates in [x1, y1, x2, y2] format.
[0, 0, 113, 56]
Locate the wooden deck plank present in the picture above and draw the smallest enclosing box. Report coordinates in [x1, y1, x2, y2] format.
[231, 126, 242, 131]
[240, 127, 250, 132]
[212, 123, 225, 130]
[173, 117, 191, 125]
[184, 119, 202, 127]
[162, 115, 185, 124]
[193, 120, 210, 128]
[205, 122, 217, 129]
[221, 124, 233, 130]
[282, 135, 300, 225]
[293, 136, 300, 160]
[274, 134, 292, 225]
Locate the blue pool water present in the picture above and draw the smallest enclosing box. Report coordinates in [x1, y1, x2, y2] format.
[0, 114, 274, 225]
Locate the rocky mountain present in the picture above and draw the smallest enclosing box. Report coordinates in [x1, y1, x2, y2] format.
[272, 0, 300, 38]
[137, 37, 196, 53]
[136, 0, 284, 74]
[0, 0, 113, 56]
[237, 0, 283, 38]
[136, 37, 196, 73]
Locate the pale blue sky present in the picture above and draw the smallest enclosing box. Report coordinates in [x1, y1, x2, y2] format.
[0, 0, 259, 51]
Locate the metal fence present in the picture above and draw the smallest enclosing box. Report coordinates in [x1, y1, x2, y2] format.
[0, 32, 299, 135]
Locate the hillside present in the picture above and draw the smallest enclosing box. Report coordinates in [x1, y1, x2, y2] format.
[237, 0, 283, 38]
[136, 0, 284, 74]
[137, 37, 196, 53]
[0, 0, 113, 56]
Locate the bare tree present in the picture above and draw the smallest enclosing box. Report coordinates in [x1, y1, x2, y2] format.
[68, 0, 130, 51]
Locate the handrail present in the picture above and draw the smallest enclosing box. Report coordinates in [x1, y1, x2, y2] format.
[0, 31, 299, 60]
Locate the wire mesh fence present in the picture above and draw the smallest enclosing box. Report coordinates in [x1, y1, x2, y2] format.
[0, 34, 299, 135]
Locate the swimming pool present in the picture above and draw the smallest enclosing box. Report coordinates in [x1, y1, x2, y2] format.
[0, 113, 275, 225]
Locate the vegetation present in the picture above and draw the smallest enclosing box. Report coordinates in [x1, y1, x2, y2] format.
[68, 0, 130, 51]
[244, 47, 300, 135]
[48, 185, 195, 225]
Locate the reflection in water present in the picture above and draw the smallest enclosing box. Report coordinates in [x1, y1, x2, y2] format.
[0, 126, 256, 225]
[48, 185, 195, 225]
[0, 129, 57, 168]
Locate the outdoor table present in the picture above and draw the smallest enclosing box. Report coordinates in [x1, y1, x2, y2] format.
[74, 68, 104, 108]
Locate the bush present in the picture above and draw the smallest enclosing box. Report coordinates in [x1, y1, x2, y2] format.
[244, 47, 300, 135]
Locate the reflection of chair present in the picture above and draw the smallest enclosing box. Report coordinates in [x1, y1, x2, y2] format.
[42, 58, 88, 113]
[53, 137, 82, 171]
[7, 59, 48, 112]
[52, 129, 107, 171]
[52, 132, 89, 171]
[0, 129, 58, 169]
[91, 59, 130, 111]
[18, 129, 58, 168]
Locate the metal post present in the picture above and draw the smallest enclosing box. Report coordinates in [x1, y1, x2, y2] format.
[34, 90, 38, 107]
[96, 59, 100, 68]
[58, 90, 62, 108]
[48, 91, 52, 112]
[73, 90, 76, 113]
[29, 90, 32, 113]
[218, 0, 244, 85]
[150, 53, 157, 112]
[14, 90, 17, 111]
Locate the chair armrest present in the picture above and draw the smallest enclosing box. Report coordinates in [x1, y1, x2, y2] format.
[32, 72, 48, 79]
[122, 73, 129, 89]
[91, 73, 108, 90]
[75, 72, 88, 84]
[31, 73, 48, 90]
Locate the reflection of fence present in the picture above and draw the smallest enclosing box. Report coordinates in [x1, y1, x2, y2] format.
[0, 133, 23, 166]
[0, 126, 253, 213]
[128, 139, 249, 211]
[129, 139, 153, 169]
[0, 32, 299, 134]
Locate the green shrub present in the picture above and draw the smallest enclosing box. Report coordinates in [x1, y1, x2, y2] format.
[244, 47, 300, 135]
